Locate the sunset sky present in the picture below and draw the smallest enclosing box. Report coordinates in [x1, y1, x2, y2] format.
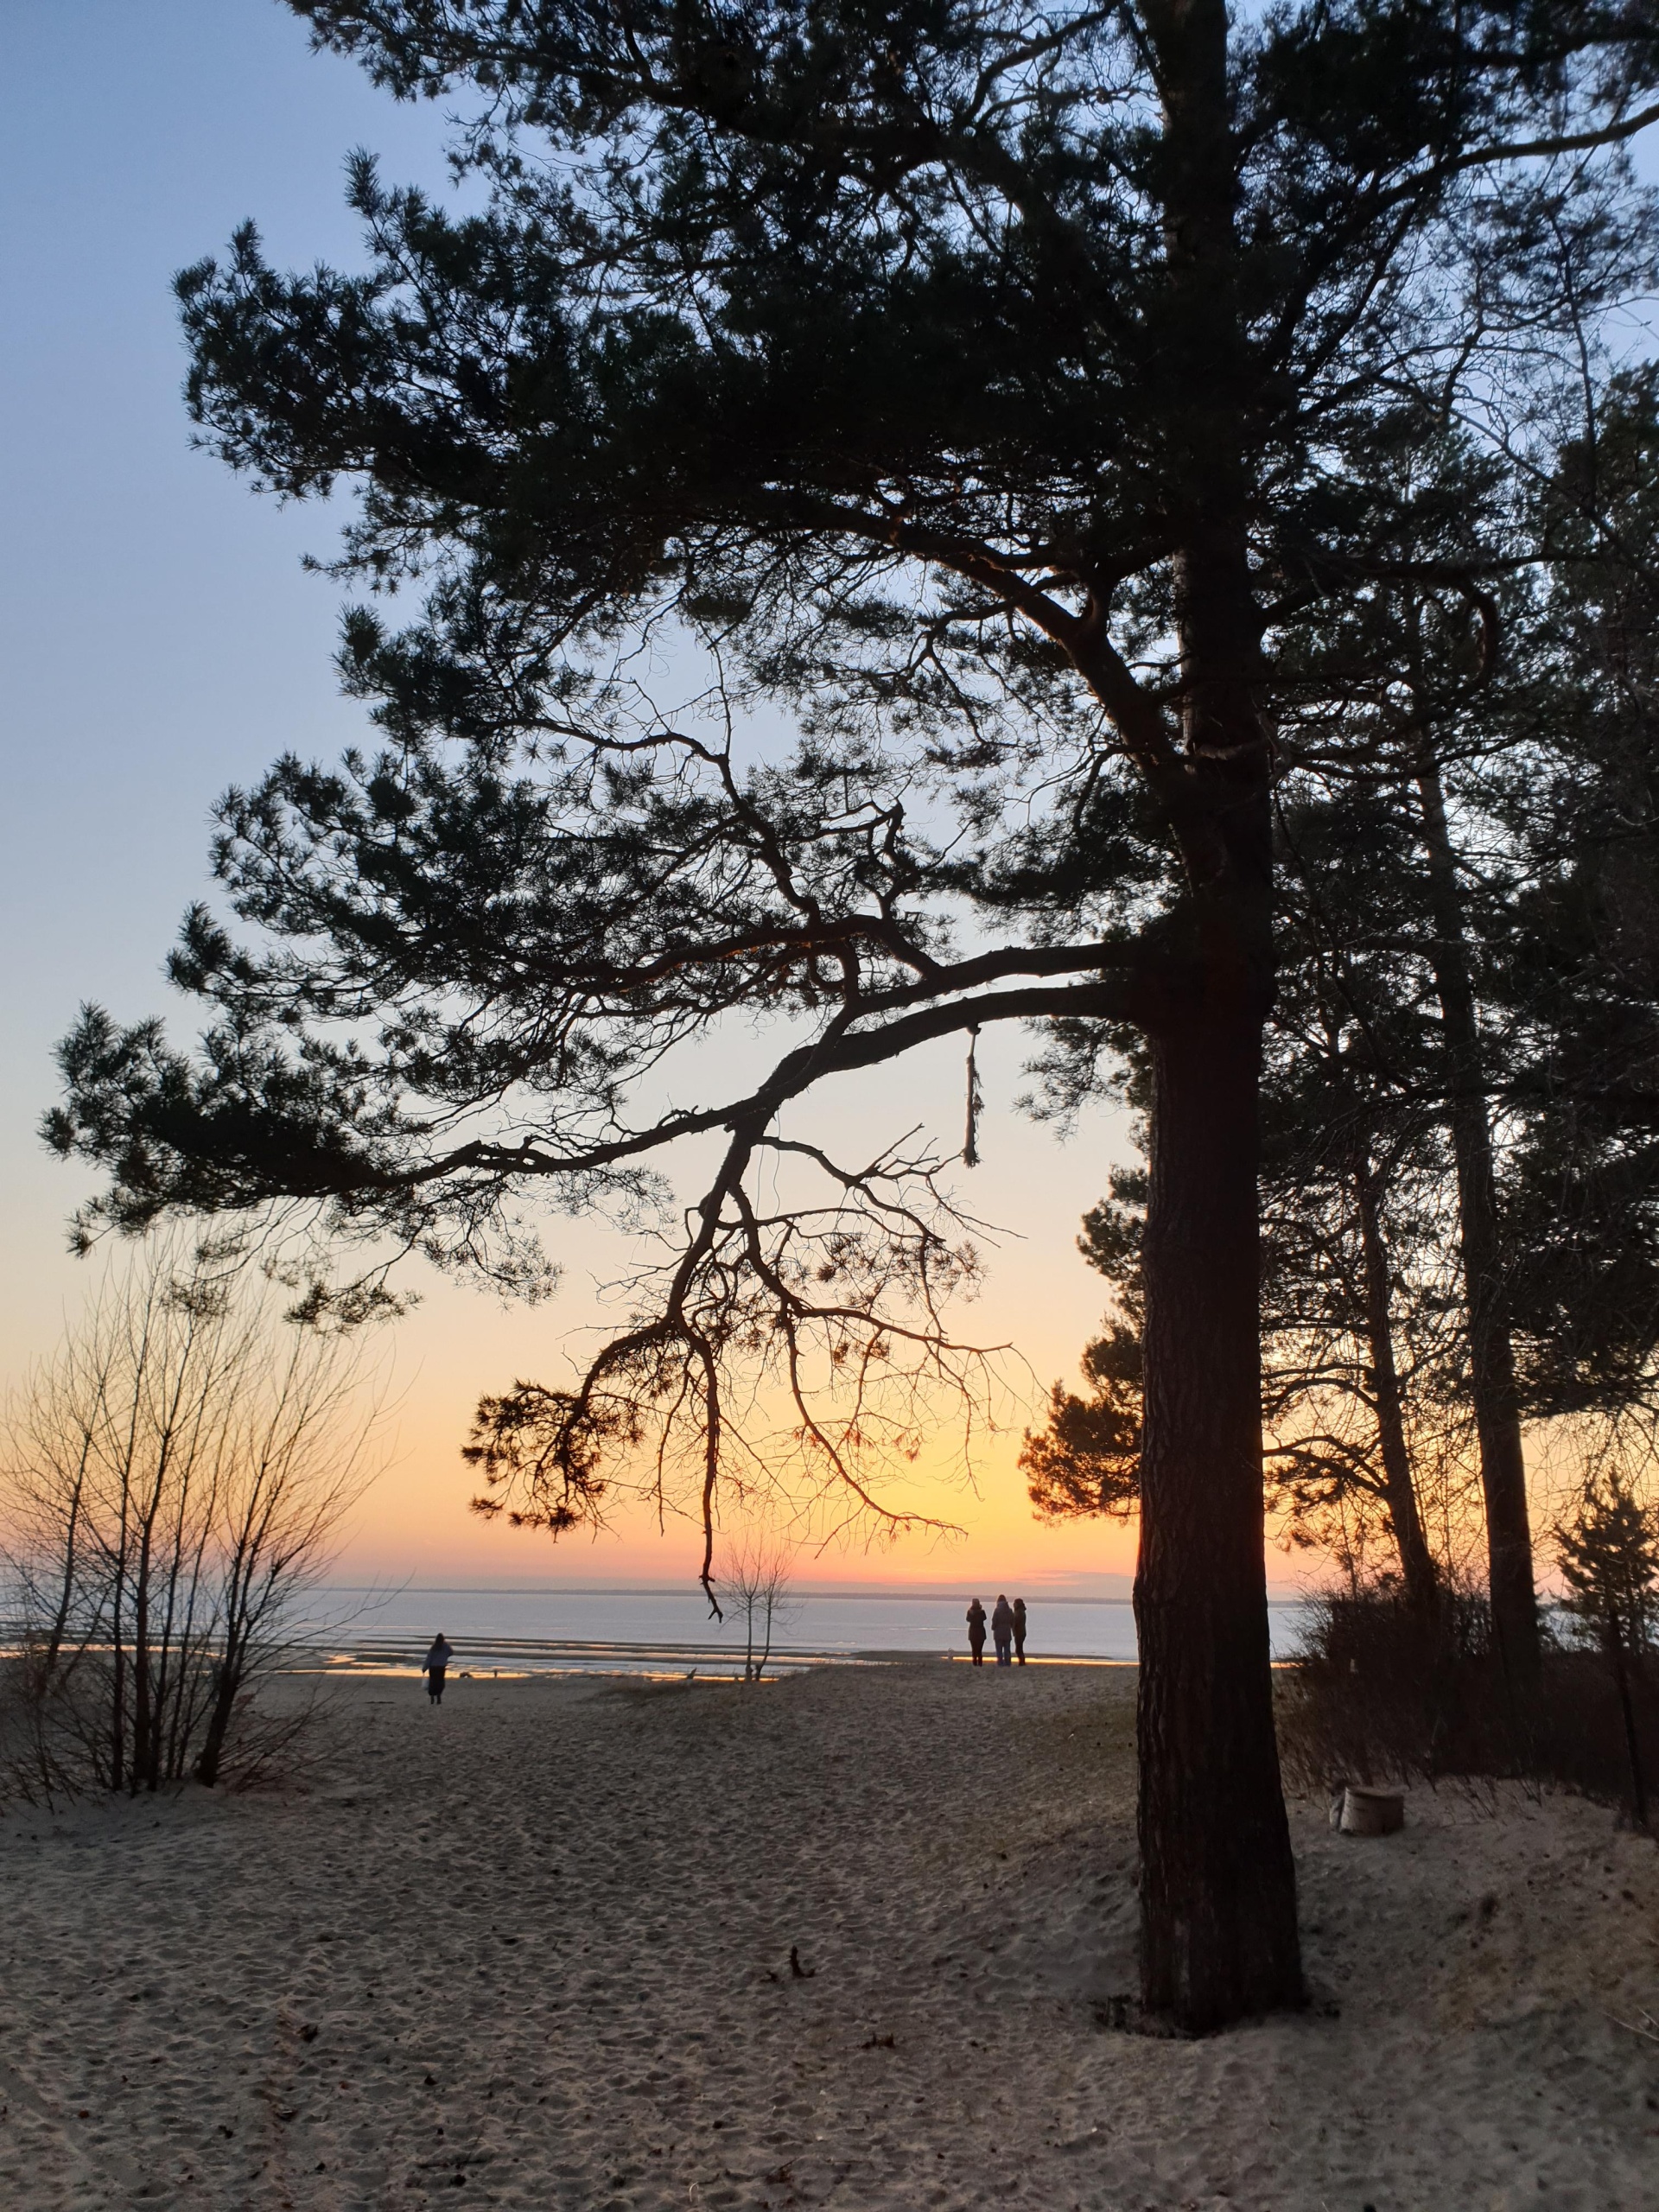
[0, 1, 1184, 1597]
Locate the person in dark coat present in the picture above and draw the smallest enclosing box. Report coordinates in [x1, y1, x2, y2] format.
[423, 1632, 454, 1706]
[991, 1594, 1015, 1666]
[1012, 1596, 1027, 1664]
[965, 1599, 988, 1666]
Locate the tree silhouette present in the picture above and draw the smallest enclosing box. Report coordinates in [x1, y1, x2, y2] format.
[46, 0, 1659, 2027]
[1555, 1471, 1659, 1826]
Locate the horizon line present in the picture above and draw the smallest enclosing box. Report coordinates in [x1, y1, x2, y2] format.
[313, 1578, 1315, 1603]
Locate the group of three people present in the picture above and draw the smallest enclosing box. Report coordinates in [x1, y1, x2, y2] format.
[965, 1593, 1027, 1666]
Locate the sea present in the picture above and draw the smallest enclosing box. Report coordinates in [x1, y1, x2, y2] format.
[289, 1586, 1315, 1679]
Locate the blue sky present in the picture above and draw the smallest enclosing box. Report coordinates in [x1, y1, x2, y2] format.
[0, 3, 1173, 1590]
[10, 1, 1648, 1594]
[1, 1, 458, 1326]
[0, 2, 1140, 1586]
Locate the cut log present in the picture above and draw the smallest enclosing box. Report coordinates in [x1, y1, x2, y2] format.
[1338, 1786, 1405, 1837]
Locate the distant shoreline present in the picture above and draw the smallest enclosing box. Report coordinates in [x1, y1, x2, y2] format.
[306, 1580, 1314, 1605]
[289, 1639, 1141, 1680]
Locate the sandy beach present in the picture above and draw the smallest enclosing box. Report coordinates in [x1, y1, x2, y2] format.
[3, 1659, 1658, 2210]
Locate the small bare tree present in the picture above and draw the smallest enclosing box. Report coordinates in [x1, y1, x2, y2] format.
[717, 1535, 798, 1683]
[0, 1237, 381, 1801]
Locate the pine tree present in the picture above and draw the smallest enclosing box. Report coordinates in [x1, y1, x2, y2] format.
[46, 0, 1659, 2027]
[1495, 373, 1659, 1425]
[1555, 1471, 1659, 1824]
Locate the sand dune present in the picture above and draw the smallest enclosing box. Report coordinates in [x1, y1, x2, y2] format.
[3, 1660, 1657, 2209]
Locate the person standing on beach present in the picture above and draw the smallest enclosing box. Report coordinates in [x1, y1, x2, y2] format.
[1013, 1597, 1027, 1665]
[966, 1599, 988, 1666]
[991, 1594, 1015, 1667]
[423, 1632, 454, 1706]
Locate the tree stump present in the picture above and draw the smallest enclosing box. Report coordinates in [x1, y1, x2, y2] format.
[1338, 1785, 1405, 1837]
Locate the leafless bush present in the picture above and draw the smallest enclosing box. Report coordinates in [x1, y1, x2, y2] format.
[1276, 1579, 1659, 1818]
[716, 1535, 798, 1681]
[1276, 1580, 1501, 1792]
[0, 1237, 382, 1805]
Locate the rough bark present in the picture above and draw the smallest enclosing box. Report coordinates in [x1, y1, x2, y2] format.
[1122, 0, 1304, 2030]
[1412, 742, 1540, 1677]
[1353, 1164, 1439, 1614]
[1136, 1014, 1304, 2028]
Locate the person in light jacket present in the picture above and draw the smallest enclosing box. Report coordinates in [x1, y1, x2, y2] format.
[991, 1594, 1015, 1666]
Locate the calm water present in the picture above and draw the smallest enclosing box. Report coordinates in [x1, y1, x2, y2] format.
[293, 1586, 1312, 1676]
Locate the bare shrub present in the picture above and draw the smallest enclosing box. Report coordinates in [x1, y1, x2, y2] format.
[0, 1237, 382, 1804]
[716, 1535, 798, 1681]
[1276, 1581, 1502, 1793]
[1277, 1578, 1659, 1816]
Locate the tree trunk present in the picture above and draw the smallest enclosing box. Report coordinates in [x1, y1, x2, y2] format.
[195, 1639, 241, 1789]
[1122, 0, 1303, 2029]
[1610, 1622, 1649, 1830]
[130, 1540, 154, 1797]
[1412, 741, 1539, 1677]
[40, 1453, 89, 1681]
[1136, 1014, 1304, 2029]
[109, 1556, 128, 1796]
[1353, 1164, 1439, 1615]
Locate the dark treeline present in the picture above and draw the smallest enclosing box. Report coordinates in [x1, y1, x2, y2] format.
[1028, 384, 1659, 1641]
[41, 0, 1659, 2027]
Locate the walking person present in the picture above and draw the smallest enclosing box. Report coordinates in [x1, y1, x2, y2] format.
[1013, 1596, 1027, 1665]
[423, 1632, 454, 1706]
[965, 1598, 988, 1667]
[991, 1593, 1014, 1667]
